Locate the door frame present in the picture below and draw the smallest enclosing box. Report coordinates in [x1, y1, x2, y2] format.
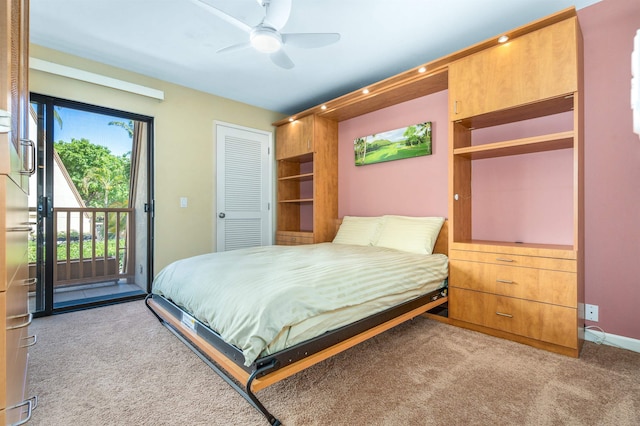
[29, 93, 155, 316]
[214, 121, 274, 251]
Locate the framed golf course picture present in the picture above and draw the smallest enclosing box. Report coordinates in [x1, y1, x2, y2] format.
[354, 122, 432, 166]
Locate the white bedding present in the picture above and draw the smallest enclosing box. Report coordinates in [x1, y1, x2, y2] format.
[152, 243, 448, 366]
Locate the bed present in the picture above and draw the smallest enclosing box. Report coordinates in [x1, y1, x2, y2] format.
[145, 215, 449, 425]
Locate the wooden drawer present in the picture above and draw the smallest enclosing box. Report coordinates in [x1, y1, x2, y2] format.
[450, 259, 576, 307]
[449, 287, 578, 349]
[449, 249, 576, 272]
[276, 231, 314, 245]
[1, 175, 29, 292]
[2, 281, 31, 415]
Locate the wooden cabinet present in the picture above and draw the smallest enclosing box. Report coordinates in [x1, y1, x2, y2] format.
[449, 17, 580, 120]
[275, 115, 314, 160]
[1, 0, 35, 423]
[447, 10, 584, 357]
[449, 246, 580, 355]
[276, 115, 338, 244]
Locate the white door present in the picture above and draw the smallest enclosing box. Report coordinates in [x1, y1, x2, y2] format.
[216, 122, 272, 251]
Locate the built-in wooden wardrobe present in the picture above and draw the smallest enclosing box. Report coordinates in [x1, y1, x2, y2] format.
[1, 0, 37, 423]
[446, 12, 584, 357]
[273, 7, 584, 357]
[275, 115, 338, 245]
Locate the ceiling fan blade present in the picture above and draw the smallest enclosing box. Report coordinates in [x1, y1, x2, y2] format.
[189, 0, 252, 33]
[270, 49, 294, 69]
[216, 42, 252, 54]
[263, 0, 292, 30]
[282, 33, 341, 49]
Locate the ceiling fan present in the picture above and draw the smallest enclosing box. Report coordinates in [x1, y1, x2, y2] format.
[190, 0, 341, 69]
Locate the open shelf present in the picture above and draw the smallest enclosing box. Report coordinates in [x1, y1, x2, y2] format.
[455, 95, 575, 130]
[278, 172, 313, 182]
[279, 199, 313, 203]
[454, 131, 574, 159]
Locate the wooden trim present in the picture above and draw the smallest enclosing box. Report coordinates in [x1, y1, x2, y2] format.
[447, 317, 580, 358]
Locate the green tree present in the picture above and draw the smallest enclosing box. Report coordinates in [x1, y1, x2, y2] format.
[108, 120, 134, 138]
[55, 138, 130, 208]
[403, 125, 421, 146]
[354, 137, 367, 165]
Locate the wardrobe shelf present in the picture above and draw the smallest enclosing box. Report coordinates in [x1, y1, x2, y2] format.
[453, 131, 574, 159]
[278, 172, 313, 182]
[279, 198, 314, 203]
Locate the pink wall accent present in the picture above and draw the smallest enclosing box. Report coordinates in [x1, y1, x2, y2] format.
[471, 112, 575, 245]
[338, 90, 448, 218]
[579, 0, 640, 340]
[471, 150, 574, 245]
[338, 0, 640, 341]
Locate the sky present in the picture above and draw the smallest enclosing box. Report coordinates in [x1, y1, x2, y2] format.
[54, 106, 133, 156]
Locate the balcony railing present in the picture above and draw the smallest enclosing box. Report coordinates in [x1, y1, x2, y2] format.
[29, 207, 135, 288]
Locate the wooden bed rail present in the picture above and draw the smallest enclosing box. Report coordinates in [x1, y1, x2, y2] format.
[147, 294, 447, 392]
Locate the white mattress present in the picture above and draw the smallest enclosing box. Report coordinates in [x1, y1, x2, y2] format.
[152, 243, 448, 366]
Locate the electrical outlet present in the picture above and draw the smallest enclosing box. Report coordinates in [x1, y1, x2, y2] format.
[585, 304, 599, 322]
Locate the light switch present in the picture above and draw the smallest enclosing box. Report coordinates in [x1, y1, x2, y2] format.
[180, 197, 188, 208]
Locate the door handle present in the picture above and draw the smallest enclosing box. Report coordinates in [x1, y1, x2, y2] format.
[219, 212, 225, 218]
[20, 138, 36, 175]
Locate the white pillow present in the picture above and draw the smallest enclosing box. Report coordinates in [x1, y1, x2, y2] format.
[374, 215, 445, 254]
[332, 216, 383, 246]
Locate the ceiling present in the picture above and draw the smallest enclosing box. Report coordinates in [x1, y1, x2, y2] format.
[30, 0, 600, 116]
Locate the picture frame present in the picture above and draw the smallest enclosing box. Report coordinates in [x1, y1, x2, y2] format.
[354, 122, 432, 166]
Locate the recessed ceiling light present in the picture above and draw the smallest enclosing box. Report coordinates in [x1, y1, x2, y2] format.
[288, 117, 294, 122]
[321, 105, 327, 110]
[418, 66, 426, 73]
[498, 35, 509, 43]
[362, 88, 369, 94]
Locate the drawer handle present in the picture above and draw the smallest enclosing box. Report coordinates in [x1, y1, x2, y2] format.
[20, 334, 37, 348]
[21, 277, 37, 287]
[7, 313, 33, 330]
[496, 312, 513, 318]
[496, 257, 514, 263]
[7, 226, 33, 232]
[496, 279, 514, 284]
[6, 396, 37, 426]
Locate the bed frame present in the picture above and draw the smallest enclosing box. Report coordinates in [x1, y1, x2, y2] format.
[145, 219, 448, 425]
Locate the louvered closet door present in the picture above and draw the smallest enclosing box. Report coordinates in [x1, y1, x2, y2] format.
[216, 123, 272, 251]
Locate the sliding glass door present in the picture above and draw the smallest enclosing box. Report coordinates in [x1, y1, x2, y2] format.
[29, 94, 154, 315]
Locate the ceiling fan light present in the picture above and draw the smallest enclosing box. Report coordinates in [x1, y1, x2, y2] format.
[250, 27, 282, 53]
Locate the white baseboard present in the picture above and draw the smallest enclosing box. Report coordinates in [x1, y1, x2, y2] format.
[585, 327, 640, 353]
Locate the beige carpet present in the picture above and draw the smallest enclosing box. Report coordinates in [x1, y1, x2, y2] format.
[27, 300, 640, 425]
